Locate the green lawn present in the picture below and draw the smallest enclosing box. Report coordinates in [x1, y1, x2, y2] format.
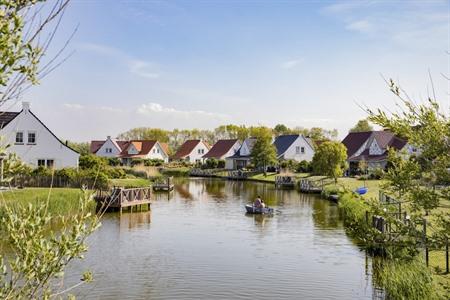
[109, 178, 151, 188]
[0, 188, 90, 216]
[323, 177, 384, 199]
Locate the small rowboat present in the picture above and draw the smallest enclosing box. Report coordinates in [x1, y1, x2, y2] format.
[355, 187, 368, 195]
[245, 204, 274, 214]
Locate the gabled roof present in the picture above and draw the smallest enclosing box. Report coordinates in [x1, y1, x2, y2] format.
[173, 140, 206, 159]
[273, 134, 301, 156]
[203, 139, 239, 159]
[228, 137, 257, 158]
[90, 141, 105, 153]
[344, 130, 407, 162]
[342, 131, 373, 158]
[120, 140, 158, 158]
[0, 112, 20, 129]
[160, 142, 170, 155]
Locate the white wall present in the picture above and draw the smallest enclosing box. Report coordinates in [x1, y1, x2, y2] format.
[186, 141, 209, 163]
[282, 136, 314, 162]
[96, 138, 122, 158]
[240, 139, 253, 156]
[0, 108, 79, 168]
[144, 143, 169, 162]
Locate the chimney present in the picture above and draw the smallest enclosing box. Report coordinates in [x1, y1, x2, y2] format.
[107, 135, 111, 140]
[22, 102, 30, 111]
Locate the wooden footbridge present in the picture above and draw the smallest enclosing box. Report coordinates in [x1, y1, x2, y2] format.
[95, 187, 152, 213]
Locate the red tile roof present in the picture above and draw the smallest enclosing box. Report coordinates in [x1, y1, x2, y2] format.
[203, 139, 239, 159]
[173, 140, 206, 159]
[90, 141, 105, 153]
[160, 142, 170, 155]
[119, 140, 157, 158]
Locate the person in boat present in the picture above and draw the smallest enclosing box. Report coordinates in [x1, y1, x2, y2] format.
[261, 199, 266, 208]
[254, 195, 262, 208]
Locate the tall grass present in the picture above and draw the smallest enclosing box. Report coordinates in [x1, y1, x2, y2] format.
[0, 188, 94, 217]
[373, 258, 438, 300]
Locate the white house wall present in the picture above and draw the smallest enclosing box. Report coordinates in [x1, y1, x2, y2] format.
[144, 143, 169, 162]
[0, 109, 79, 168]
[186, 142, 209, 163]
[240, 140, 252, 156]
[282, 136, 314, 162]
[96, 138, 122, 157]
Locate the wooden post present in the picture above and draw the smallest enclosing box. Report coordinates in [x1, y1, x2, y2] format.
[446, 238, 449, 274]
[423, 219, 429, 267]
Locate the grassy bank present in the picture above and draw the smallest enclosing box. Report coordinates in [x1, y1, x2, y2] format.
[0, 188, 92, 217]
[249, 172, 310, 183]
[109, 178, 151, 188]
[160, 167, 191, 177]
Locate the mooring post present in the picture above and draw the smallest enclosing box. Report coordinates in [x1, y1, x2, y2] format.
[446, 238, 449, 274]
[423, 219, 429, 267]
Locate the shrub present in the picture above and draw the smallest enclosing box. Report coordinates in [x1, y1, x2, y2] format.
[131, 158, 144, 167]
[143, 159, 164, 167]
[204, 158, 219, 169]
[108, 157, 121, 166]
[79, 154, 107, 170]
[123, 168, 148, 179]
[296, 160, 312, 173]
[217, 159, 225, 169]
[104, 167, 126, 179]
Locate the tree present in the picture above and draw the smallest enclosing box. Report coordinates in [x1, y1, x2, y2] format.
[67, 141, 90, 155]
[350, 119, 373, 132]
[250, 127, 277, 175]
[311, 141, 347, 183]
[368, 78, 450, 217]
[383, 149, 419, 198]
[0, 1, 100, 298]
[273, 124, 289, 136]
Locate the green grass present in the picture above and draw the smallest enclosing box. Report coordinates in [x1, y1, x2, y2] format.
[323, 178, 384, 199]
[160, 167, 191, 177]
[0, 188, 90, 216]
[249, 172, 310, 183]
[109, 178, 151, 188]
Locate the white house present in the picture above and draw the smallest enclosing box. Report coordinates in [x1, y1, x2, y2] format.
[0, 102, 79, 169]
[202, 139, 241, 169]
[225, 137, 257, 169]
[91, 137, 170, 164]
[173, 140, 210, 164]
[273, 134, 315, 162]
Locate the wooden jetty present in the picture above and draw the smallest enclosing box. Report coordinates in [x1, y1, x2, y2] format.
[275, 175, 296, 189]
[299, 179, 325, 194]
[153, 176, 174, 191]
[227, 170, 260, 180]
[95, 187, 152, 213]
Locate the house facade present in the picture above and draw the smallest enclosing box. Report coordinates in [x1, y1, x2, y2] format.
[91, 137, 169, 164]
[172, 140, 210, 164]
[342, 131, 408, 174]
[202, 139, 241, 169]
[225, 137, 257, 169]
[0, 102, 79, 169]
[273, 134, 315, 162]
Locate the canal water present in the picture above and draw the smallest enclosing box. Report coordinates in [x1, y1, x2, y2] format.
[67, 178, 374, 299]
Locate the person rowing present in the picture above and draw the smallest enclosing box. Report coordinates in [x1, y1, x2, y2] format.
[254, 195, 262, 208]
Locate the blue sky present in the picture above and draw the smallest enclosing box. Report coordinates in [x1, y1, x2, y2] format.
[22, 0, 450, 141]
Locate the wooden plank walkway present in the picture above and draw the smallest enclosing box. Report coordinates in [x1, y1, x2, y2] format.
[275, 175, 296, 189]
[95, 187, 152, 212]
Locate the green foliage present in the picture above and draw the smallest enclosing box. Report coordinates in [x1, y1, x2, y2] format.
[204, 158, 219, 169]
[250, 127, 278, 169]
[312, 141, 347, 183]
[383, 149, 420, 198]
[374, 258, 437, 300]
[349, 119, 373, 133]
[0, 189, 99, 299]
[79, 154, 107, 170]
[143, 158, 164, 167]
[107, 157, 121, 167]
[273, 124, 290, 136]
[67, 141, 90, 155]
[296, 160, 312, 173]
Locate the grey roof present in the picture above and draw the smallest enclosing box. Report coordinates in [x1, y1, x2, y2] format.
[227, 137, 256, 158]
[273, 134, 300, 156]
[0, 111, 20, 129]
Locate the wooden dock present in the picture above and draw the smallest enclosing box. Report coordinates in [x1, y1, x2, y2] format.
[95, 187, 152, 212]
[227, 170, 260, 180]
[275, 175, 296, 189]
[153, 177, 174, 192]
[299, 179, 324, 194]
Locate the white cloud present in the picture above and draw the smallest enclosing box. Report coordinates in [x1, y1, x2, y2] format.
[281, 59, 303, 70]
[137, 102, 229, 119]
[345, 20, 372, 33]
[63, 103, 84, 110]
[79, 43, 160, 79]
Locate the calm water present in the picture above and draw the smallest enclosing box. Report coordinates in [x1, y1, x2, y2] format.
[67, 178, 374, 299]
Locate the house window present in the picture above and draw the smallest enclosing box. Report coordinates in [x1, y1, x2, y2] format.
[37, 159, 46, 167]
[198, 149, 204, 155]
[153, 149, 156, 153]
[27, 132, 36, 144]
[15, 132, 24, 144]
[105, 148, 112, 153]
[46, 160, 54, 168]
[301, 147, 305, 154]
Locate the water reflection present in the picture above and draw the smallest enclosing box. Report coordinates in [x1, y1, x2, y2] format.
[65, 178, 373, 300]
[118, 210, 152, 231]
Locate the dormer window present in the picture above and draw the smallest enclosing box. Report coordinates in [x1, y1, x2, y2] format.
[105, 148, 112, 153]
[15, 132, 24, 144]
[27, 132, 36, 144]
[198, 149, 204, 154]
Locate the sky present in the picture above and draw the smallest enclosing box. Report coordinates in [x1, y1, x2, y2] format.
[15, 0, 450, 142]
